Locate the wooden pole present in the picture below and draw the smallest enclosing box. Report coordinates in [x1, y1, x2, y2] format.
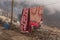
[6, 8, 8, 17]
[2, 10, 3, 16]
[11, 0, 14, 25]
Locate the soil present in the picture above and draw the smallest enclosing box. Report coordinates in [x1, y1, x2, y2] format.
[0, 25, 60, 40]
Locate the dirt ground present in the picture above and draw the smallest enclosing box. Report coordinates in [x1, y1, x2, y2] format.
[0, 25, 60, 40]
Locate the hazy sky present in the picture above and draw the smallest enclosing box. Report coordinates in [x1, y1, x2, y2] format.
[1, 0, 60, 8]
[15, 0, 60, 7]
[0, 0, 60, 27]
[15, 0, 60, 15]
[15, 0, 60, 6]
[1, 0, 60, 15]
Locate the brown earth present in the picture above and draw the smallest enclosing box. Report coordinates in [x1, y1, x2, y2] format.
[0, 25, 60, 40]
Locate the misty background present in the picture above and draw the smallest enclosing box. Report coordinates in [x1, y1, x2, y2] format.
[0, 0, 60, 28]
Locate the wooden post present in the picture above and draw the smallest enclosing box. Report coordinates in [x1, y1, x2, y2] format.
[6, 8, 8, 17]
[11, 0, 14, 25]
[2, 10, 3, 16]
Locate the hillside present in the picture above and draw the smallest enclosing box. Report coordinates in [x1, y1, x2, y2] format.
[0, 25, 60, 40]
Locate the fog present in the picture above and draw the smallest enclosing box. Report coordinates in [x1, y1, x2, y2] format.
[0, 0, 60, 28]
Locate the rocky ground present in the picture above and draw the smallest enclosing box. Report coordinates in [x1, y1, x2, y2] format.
[0, 25, 60, 40]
